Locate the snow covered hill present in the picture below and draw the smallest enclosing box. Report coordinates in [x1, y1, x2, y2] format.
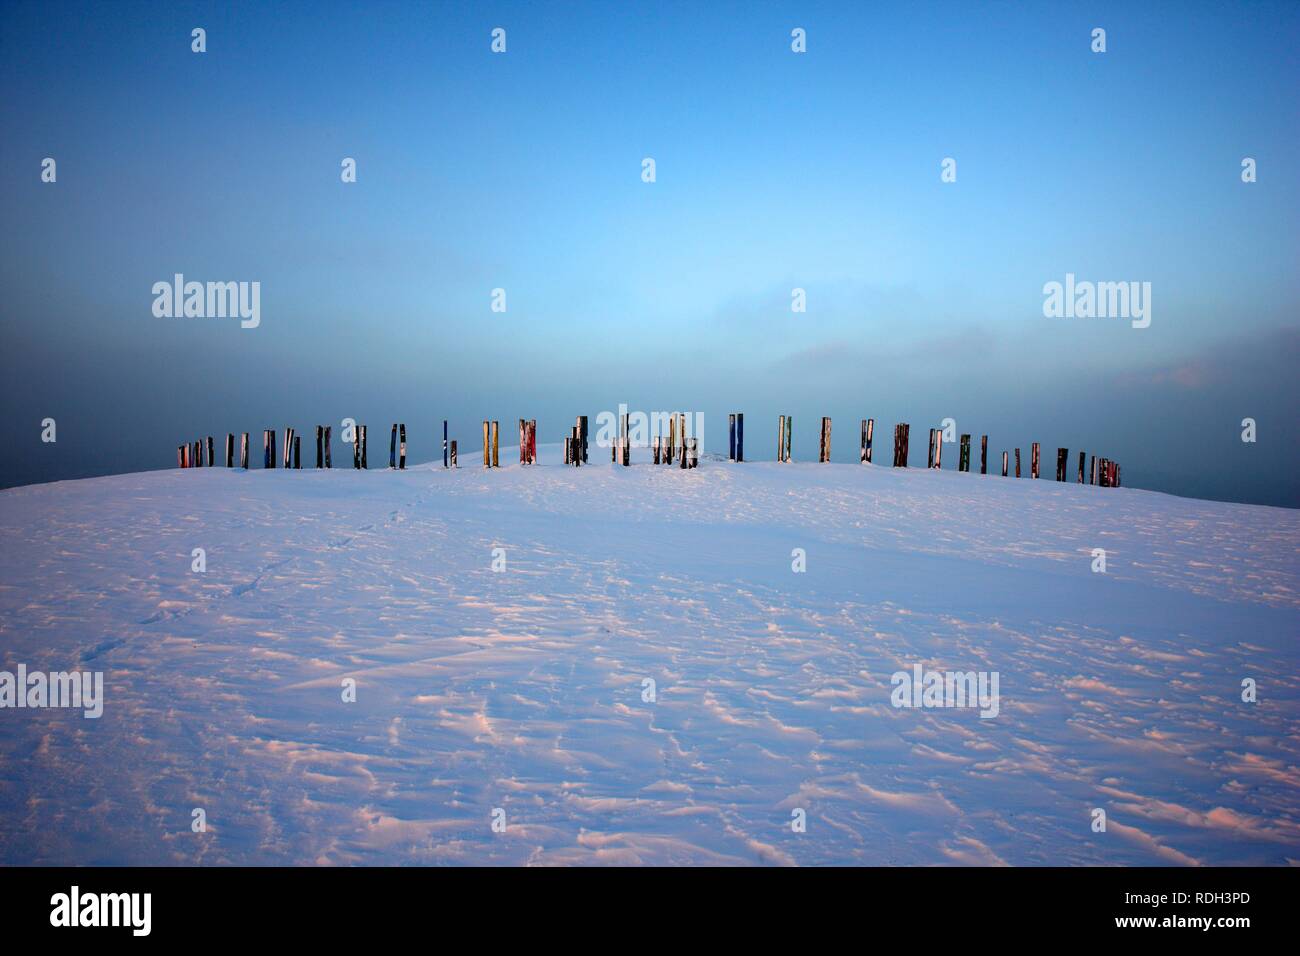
[1, 445, 1296, 865]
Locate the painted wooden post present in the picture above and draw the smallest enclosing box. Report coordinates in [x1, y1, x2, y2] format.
[564, 436, 572, 464]
[777, 416, 786, 462]
[894, 423, 910, 467]
[225, 434, 235, 467]
[819, 417, 831, 462]
[241, 433, 249, 469]
[293, 435, 301, 469]
[483, 421, 490, 468]
[861, 419, 873, 464]
[1098, 457, 1109, 487]
[622, 412, 630, 466]
[571, 426, 581, 467]
[399, 424, 406, 469]
[1002, 451, 1009, 477]
[689, 437, 699, 469]
[530, 420, 537, 464]
[205, 436, 214, 467]
[927, 429, 936, 469]
[315, 426, 323, 468]
[361, 425, 369, 469]
[1031, 442, 1040, 479]
[980, 435, 987, 475]
[784, 415, 792, 463]
[1077, 451, 1085, 483]
[450, 440, 457, 468]
[1090, 455, 1097, 485]
[323, 427, 331, 468]
[736, 413, 744, 462]
[1056, 447, 1068, 482]
[729, 414, 736, 461]
[177, 445, 185, 468]
[1014, 448, 1021, 478]
[492, 421, 500, 468]
[960, 434, 971, 473]
[390, 424, 399, 469]
[443, 420, 449, 469]
[1115, 464, 1121, 487]
[265, 430, 276, 468]
[283, 428, 295, 469]
[579, 415, 589, 463]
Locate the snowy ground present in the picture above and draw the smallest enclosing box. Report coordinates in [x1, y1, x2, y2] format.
[1, 444, 1297, 866]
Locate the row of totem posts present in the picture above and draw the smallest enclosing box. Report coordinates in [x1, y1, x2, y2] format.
[176, 414, 1120, 487]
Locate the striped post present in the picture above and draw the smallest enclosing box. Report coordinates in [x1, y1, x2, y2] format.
[399, 424, 406, 469]
[443, 420, 449, 469]
[390, 424, 398, 469]
[777, 416, 786, 462]
[283, 428, 294, 469]
[960, 434, 971, 473]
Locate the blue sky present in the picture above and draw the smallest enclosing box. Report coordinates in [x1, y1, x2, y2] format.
[1, 0, 1297, 504]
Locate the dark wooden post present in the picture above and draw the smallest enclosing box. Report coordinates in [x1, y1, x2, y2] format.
[960, 434, 971, 473]
[980, 435, 987, 475]
[323, 427, 331, 468]
[265, 430, 276, 468]
[284, 428, 295, 469]
[1077, 450, 1085, 483]
[927, 428, 936, 468]
[400, 424, 406, 469]
[653, 436, 661, 464]
[1031, 442, 1040, 479]
[492, 421, 499, 468]
[564, 436, 572, 464]
[1090, 455, 1097, 485]
[206, 436, 214, 467]
[1056, 447, 1067, 482]
[579, 416, 588, 463]
[729, 414, 736, 462]
[482, 421, 490, 468]
[443, 420, 449, 468]
[1014, 448, 1021, 478]
[360, 425, 368, 469]
[736, 413, 744, 462]
[450, 440, 457, 468]
[819, 417, 831, 462]
[177, 445, 185, 468]
[777, 416, 786, 462]
[226, 433, 235, 467]
[315, 426, 323, 468]
[390, 424, 399, 469]
[293, 435, 301, 469]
